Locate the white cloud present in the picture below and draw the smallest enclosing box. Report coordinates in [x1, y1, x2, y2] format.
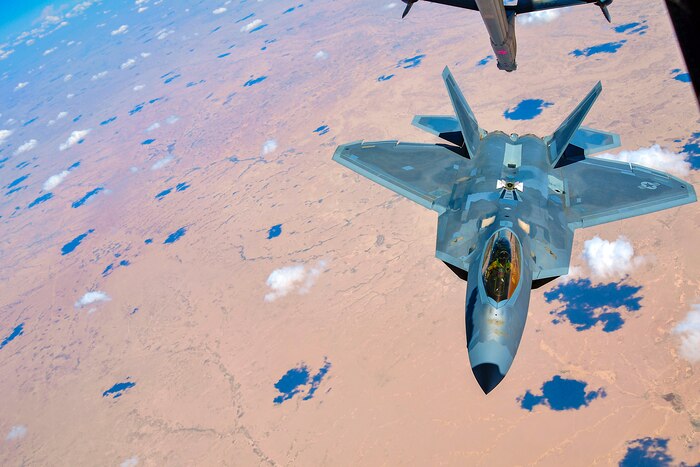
[165, 115, 179, 124]
[151, 156, 173, 170]
[75, 291, 111, 308]
[6, 425, 27, 441]
[140, 51, 151, 58]
[66, 1, 95, 18]
[57, 111, 68, 120]
[43, 47, 57, 55]
[64, 73, 72, 81]
[261, 139, 277, 155]
[121, 457, 139, 467]
[59, 129, 91, 150]
[597, 145, 691, 177]
[66, 93, 74, 99]
[0, 129, 13, 144]
[383, 2, 398, 9]
[111, 24, 129, 35]
[314, 50, 328, 60]
[156, 28, 174, 40]
[0, 48, 14, 60]
[673, 305, 700, 363]
[517, 10, 560, 25]
[133, 84, 145, 91]
[581, 235, 643, 279]
[135, 0, 149, 5]
[15, 139, 38, 155]
[43, 170, 69, 191]
[120, 58, 136, 69]
[557, 265, 583, 284]
[91, 70, 108, 80]
[240, 19, 262, 32]
[264, 261, 327, 302]
[213, 7, 227, 14]
[138, 6, 148, 12]
[14, 81, 28, 91]
[146, 122, 160, 132]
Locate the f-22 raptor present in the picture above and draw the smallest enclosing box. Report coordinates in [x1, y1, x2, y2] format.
[332, 68, 696, 393]
[400, 0, 614, 71]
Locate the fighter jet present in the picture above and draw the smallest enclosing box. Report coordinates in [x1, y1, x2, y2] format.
[400, 0, 613, 71]
[332, 67, 696, 393]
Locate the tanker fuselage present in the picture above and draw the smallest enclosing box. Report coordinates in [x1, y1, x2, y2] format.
[475, 0, 518, 71]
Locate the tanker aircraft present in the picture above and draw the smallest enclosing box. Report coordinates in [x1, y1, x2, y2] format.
[400, 0, 614, 71]
[332, 67, 696, 393]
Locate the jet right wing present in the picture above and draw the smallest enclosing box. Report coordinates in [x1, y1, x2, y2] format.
[333, 140, 472, 213]
[559, 157, 696, 229]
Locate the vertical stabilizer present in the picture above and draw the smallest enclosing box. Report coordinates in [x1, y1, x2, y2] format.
[545, 81, 602, 167]
[442, 67, 484, 157]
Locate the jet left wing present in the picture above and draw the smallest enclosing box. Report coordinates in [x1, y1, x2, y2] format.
[333, 140, 471, 213]
[559, 157, 697, 229]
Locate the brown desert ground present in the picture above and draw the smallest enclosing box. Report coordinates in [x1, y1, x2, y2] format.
[0, 0, 698, 465]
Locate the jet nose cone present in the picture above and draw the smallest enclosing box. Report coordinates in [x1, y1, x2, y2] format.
[472, 363, 505, 394]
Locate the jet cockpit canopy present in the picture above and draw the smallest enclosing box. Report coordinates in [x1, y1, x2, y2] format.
[481, 229, 522, 304]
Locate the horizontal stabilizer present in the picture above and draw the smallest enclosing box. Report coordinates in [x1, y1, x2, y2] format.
[412, 115, 465, 147]
[569, 126, 620, 155]
[442, 67, 484, 157]
[556, 126, 621, 167]
[545, 82, 602, 167]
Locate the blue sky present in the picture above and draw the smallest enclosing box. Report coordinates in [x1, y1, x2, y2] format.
[0, 0, 66, 41]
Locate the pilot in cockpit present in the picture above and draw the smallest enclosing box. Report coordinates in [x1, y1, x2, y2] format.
[486, 248, 511, 294]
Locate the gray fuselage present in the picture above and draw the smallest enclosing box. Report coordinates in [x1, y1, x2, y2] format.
[437, 131, 572, 391]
